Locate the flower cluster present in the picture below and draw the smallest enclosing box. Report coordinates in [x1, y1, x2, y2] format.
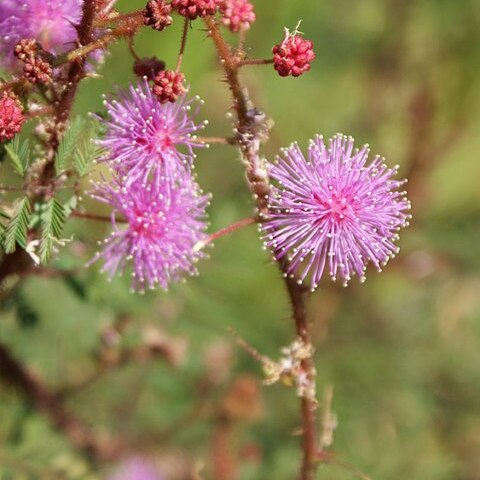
[0, 91, 24, 142]
[171, 0, 221, 19]
[143, 0, 173, 31]
[272, 29, 315, 77]
[91, 79, 210, 291]
[220, 0, 256, 33]
[152, 70, 186, 104]
[261, 134, 411, 290]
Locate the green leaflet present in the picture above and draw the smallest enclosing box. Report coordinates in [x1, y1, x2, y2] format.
[2, 198, 31, 253]
[55, 116, 85, 175]
[38, 198, 66, 264]
[4, 137, 30, 177]
[73, 121, 106, 177]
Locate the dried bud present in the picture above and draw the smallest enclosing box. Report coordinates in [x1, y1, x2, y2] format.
[23, 56, 52, 84]
[220, 0, 255, 33]
[152, 70, 186, 103]
[14, 39, 38, 61]
[272, 29, 315, 77]
[171, 0, 221, 20]
[0, 91, 24, 142]
[133, 56, 166, 80]
[143, 0, 173, 31]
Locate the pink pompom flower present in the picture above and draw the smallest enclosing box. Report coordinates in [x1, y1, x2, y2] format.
[261, 134, 411, 290]
[99, 79, 206, 185]
[90, 170, 210, 292]
[0, 0, 81, 69]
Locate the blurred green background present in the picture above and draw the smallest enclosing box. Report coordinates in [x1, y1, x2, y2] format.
[1, 0, 480, 479]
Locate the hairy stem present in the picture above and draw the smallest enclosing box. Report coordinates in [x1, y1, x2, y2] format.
[239, 58, 275, 67]
[93, 9, 143, 28]
[196, 136, 237, 145]
[205, 16, 318, 480]
[204, 17, 269, 216]
[176, 17, 190, 72]
[285, 274, 318, 480]
[71, 211, 126, 223]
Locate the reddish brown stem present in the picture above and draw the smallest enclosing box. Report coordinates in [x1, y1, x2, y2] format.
[204, 17, 269, 215]
[285, 273, 318, 480]
[176, 17, 190, 72]
[239, 58, 274, 67]
[211, 416, 236, 480]
[93, 9, 143, 28]
[196, 136, 237, 145]
[205, 17, 318, 480]
[198, 216, 256, 248]
[71, 211, 126, 223]
[40, 0, 96, 187]
[24, 105, 54, 120]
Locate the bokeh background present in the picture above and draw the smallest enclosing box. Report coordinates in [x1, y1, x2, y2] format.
[1, 0, 480, 478]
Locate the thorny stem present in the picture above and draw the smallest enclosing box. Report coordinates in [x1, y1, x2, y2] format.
[24, 106, 55, 120]
[53, 14, 144, 66]
[239, 58, 275, 67]
[196, 136, 237, 145]
[204, 17, 269, 216]
[176, 18, 190, 72]
[42, 0, 97, 186]
[93, 9, 143, 28]
[71, 210, 126, 223]
[63, 33, 116, 63]
[205, 16, 318, 480]
[127, 37, 141, 61]
[284, 272, 318, 480]
[195, 216, 256, 250]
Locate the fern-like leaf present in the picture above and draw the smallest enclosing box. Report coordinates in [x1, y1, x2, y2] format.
[73, 124, 105, 177]
[2, 198, 31, 253]
[55, 116, 85, 175]
[39, 198, 66, 264]
[5, 137, 30, 177]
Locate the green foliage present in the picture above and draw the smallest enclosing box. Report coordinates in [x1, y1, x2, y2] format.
[55, 116, 86, 175]
[38, 198, 66, 264]
[0, 209, 9, 236]
[55, 115, 104, 177]
[2, 198, 31, 253]
[4, 137, 30, 177]
[73, 122, 105, 177]
[12, 289, 40, 329]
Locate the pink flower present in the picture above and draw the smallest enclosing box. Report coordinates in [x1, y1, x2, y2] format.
[0, 91, 24, 142]
[90, 170, 210, 292]
[99, 79, 206, 185]
[107, 457, 162, 480]
[220, 0, 255, 33]
[262, 134, 411, 290]
[0, 0, 81, 69]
